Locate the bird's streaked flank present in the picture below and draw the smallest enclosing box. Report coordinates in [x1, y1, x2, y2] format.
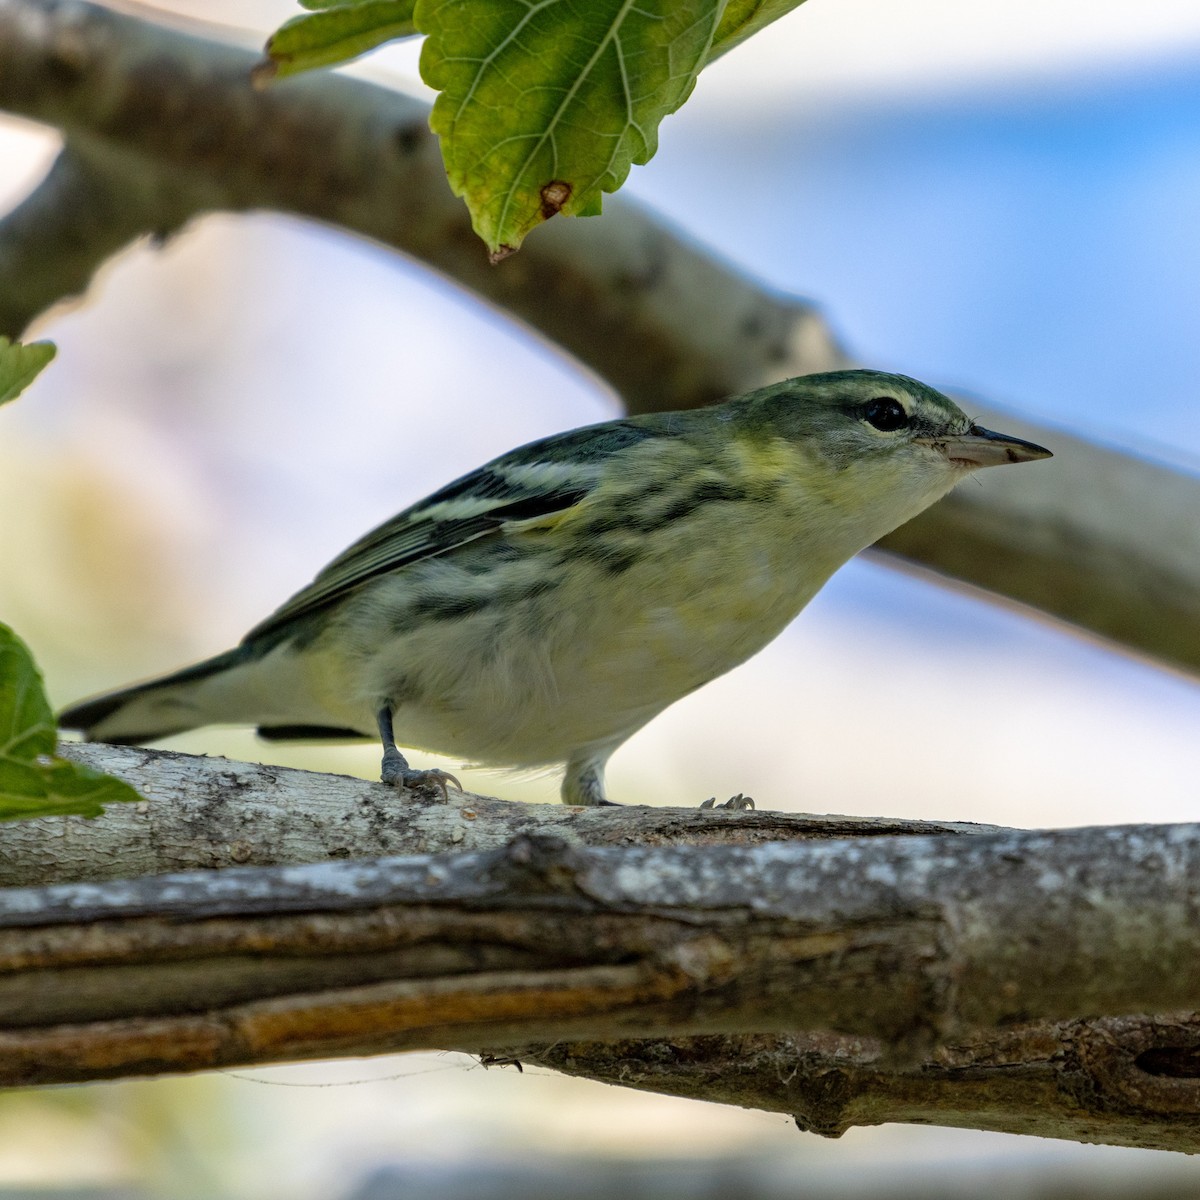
[60, 371, 1051, 806]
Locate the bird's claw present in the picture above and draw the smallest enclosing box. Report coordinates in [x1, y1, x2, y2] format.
[700, 793, 755, 811]
[478, 1054, 523, 1072]
[381, 757, 462, 800]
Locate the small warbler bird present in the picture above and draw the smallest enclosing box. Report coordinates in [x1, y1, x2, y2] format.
[61, 370, 1050, 806]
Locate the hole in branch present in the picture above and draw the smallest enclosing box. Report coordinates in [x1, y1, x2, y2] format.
[1135, 1046, 1200, 1078]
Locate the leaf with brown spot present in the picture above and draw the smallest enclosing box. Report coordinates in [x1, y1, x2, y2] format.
[417, 0, 724, 257]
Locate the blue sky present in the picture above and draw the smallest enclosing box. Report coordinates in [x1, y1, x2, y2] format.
[634, 54, 1200, 460]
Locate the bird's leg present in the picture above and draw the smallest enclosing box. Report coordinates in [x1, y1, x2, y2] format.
[376, 704, 462, 799]
[561, 752, 621, 807]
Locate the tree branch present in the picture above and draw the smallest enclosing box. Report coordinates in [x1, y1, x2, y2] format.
[0, 0, 841, 406]
[511, 1015, 1200, 1152]
[0, 135, 196, 334]
[1, 1, 1198, 678]
[876, 414, 1200, 677]
[0, 742, 997, 888]
[1, 806, 1199, 1149]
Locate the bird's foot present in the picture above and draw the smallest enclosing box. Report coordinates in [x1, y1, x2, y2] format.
[700, 793, 755, 811]
[478, 1054, 524, 1072]
[380, 748, 461, 800]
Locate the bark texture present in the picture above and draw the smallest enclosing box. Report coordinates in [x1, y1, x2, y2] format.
[515, 1014, 1200, 1151]
[0, 750, 1198, 1153]
[0, 743, 995, 888]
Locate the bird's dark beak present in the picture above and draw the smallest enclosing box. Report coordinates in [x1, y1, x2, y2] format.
[916, 425, 1053, 469]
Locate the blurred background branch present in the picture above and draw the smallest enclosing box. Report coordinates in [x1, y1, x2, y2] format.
[345, 1156, 1200, 1200]
[1, 0, 1198, 681]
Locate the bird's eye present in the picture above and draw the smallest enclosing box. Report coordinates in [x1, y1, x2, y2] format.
[862, 397, 909, 432]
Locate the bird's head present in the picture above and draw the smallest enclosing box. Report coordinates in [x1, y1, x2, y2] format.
[727, 369, 1052, 540]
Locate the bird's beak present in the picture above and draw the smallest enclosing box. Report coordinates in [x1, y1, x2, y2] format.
[916, 425, 1053, 469]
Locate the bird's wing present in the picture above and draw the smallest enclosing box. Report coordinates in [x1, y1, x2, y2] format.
[243, 419, 662, 644]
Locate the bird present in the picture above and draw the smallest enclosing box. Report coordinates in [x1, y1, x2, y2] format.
[60, 370, 1051, 806]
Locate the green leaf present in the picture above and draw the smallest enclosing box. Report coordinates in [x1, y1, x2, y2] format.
[417, 0, 724, 259]
[0, 624, 142, 821]
[258, 1, 417, 81]
[708, 0, 807, 61]
[0, 337, 55, 408]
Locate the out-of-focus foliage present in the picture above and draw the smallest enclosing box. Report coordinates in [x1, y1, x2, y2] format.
[0, 622, 142, 820]
[0, 336, 54, 407]
[0, 339, 142, 821]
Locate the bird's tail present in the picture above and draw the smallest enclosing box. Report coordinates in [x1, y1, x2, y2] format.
[58, 647, 256, 745]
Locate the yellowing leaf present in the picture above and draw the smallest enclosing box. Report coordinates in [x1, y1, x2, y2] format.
[417, 0, 724, 259]
[0, 624, 142, 821]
